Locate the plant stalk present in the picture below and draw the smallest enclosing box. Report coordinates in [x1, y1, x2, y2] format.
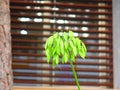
[70, 60, 80, 90]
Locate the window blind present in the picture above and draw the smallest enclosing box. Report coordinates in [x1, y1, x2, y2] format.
[10, 0, 113, 88]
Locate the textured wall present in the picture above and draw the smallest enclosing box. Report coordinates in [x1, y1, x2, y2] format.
[0, 0, 13, 90]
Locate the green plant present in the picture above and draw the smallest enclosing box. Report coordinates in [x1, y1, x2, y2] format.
[45, 30, 87, 90]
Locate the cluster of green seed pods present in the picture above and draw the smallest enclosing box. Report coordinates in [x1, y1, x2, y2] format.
[45, 30, 87, 66]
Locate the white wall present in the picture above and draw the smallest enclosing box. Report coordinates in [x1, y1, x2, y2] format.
[113, 0, 120, 89]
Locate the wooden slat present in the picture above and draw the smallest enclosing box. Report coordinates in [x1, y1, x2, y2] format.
[11, 32, 112, 40]
[12, 59, 112, 66]
[11, 26, 112, 34]
[12, 45, 112, 53]
[11, 13, 112, 21]
[12, 64, 112, 73]
[13, 72, 112, 79]
[10, 6, 112, 15]
[12, 52, 112, 59]
[11, 0, 112, 3]
[11, 22, 112, 28]
[12, 39, 112, 47]
[10, 0, 112, 9]
[12, 39, 44, 43]
[14, 79, 113, 86]
[75, 0, 112, 2]
[11, 19, 112, 27]
[57, 0, 112, 4]
[63, 0, 112, 3]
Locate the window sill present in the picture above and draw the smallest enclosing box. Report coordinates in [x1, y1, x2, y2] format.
[13, 86, 118, 90]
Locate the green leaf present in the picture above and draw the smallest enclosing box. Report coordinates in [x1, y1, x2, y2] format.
[45, 50, 51, 63]
[69, 41, 77, 56]
[56, 37, 61, 55]
[53, 54, 59, 65]
[69, 30, 74, 38]
[62, 53, 68, 63]
[55, 55, 59, 64]
[78, 39, 87, 59]
[63, 32, 68, 40]
[53, 32, 58, 39]
[71, 54, 75, 62]
[81, 42, 87, 53]
[64, 41, 68, 50]
[45, 36, 53, 49]
[74, 38, 81, 53]
[59, 37, 64, 55]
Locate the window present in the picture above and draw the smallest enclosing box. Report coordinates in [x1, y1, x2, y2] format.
[10, 0, 113, 88]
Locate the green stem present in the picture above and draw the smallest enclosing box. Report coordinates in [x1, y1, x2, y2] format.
[70, 61, 80, 90]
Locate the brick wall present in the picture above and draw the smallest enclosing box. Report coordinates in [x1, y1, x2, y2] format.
[0, 0, 13, 90]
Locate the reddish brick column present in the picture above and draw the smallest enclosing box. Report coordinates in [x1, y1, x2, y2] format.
[0, 0, 13, 90]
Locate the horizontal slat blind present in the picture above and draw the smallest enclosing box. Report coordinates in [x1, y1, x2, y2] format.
[10, 0, 113, 88]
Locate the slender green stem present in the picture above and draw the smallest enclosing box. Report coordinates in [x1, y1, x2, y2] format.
[70, 61, 80, 90]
